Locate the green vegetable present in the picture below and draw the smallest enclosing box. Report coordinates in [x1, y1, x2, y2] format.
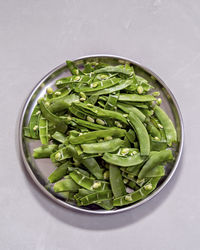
[109, 165, 126, 198]
[24, 59, 177, 211]
[128, 112, 150, 156]
[39, 116, 49, 145]
[70, 170, 110, 191]
[81, 138, 123, 154]
[113, 177, 161, 206]
[103, 152, 145, 167]
[48, 162, 72, 183]
[69, 128, 125, 144]
[33, 144, 58, 158]
[138, 149, 173, 179]
[154, 105, 177, 146]
[53, 175, 80, 192]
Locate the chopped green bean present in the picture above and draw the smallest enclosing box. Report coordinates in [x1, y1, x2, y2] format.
[24, 59, 177, 211]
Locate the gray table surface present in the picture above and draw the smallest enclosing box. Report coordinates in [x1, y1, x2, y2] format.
[1, 0, 199, 249]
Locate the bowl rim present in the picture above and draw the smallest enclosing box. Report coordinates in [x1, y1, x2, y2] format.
[18, 54, 184, 215]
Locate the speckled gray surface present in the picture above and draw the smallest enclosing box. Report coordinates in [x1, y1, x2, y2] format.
[0, 0, 199, 249]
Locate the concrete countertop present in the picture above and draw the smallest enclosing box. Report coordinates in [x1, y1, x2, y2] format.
[0, 1, 199, 249]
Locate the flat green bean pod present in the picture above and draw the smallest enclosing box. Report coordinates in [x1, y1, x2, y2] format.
[79, 190, 113, 206]
[81, 138, 123, 154]
[128, 112, 150, 156]
[69, 128, 125, 144]
[138, 149, 173, 179]
[154, 105, 177, 146]
[103, 152, 146, 167]
[38, 99, 67, 133]
[109, 164, 126, 198]
[49, 94, 79, 113]
[74, 77, 120, 93]
[33, 144, 58, 158]
[113, 177, 161, 206]
[88, 80, 132, 96]
[70, 170, 110, 191]
[94, 64, 134, 76]
[117, 103, 146, 122]
[29, 105, 40, 139]
[48, 162, 72, 183]
[119, 94, 156, 102]
[39, 116, 49, 145]
[53, 175, 80, 192]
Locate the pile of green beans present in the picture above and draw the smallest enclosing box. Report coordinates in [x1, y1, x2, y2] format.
[24, 60, 177, 210]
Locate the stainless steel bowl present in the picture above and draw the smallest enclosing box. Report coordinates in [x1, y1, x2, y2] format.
[19, 55, 184, 214]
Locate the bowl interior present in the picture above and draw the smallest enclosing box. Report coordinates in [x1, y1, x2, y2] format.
[20, 55, 183, 214]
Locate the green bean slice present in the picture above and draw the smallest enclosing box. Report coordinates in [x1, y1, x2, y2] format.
[50, 147, 71, 163]
[150, 137, 167, 151]
[94, 64, 134, 76]
[117, 103, 146, 122]
[109, 165, 126, 198]
[119, 94, 156, 102]
[74, 77, 120, 93]
[81, 138, 123, 154]
[39, 116, 49, 145]
[79, 190, 113, 206]
[52, 131, 67, 144]
[66, 60, 83, 75]
[38, 99, 67, 133]
[29, 105, 40, 139]
[33, 144, 58, 158]
[113, 177, 161, 206]
[53, 175, 80, 192]
[69, 128, 125, 144]
[104, 92, 119, 110]
[138, 149, 173, 179]
[56, 75, 92, 88]
[87, 80, 132, 96]
[154, 105, 177, 146]
[128, 112, 150, 156]
[70, 170, 110, 191]
[49, 94, 79, 113]
[145, 165, 165, 177]
[125, 129, 136, 143]
[103, 152, 146, 167]
[48, 162, 72, 183]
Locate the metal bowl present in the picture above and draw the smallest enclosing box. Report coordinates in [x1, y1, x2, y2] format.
[19, 55, 184, 214]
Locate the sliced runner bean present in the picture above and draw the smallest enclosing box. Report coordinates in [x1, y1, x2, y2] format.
[119, 94, 156, 102]
[81, 138, 123, 154]
[69, 128, 125, 144]
[79, 190, 113, 206]
[113, 177, 161, 206]
[48, 162, 72, 183]
[70, 170, 110, 191]
[94, 64, 134, 76]
[138, 149, 173, 179]
[154, 105, 177, 146]
[38, 98, 67, 133]
[88, 80, 132, 96]
[128, 112, 150, 156]
[103, 152, 146, 167]
[49, 94, 79, 113]
[109, 164, 126, 198]
[52, 131, 67, 143]
[39, 116, 49, 145]
[117, 103, 146, 122]
[53, 175, 80, 192]
[29, 105, 40, 139]
[33, 144, 58, 158]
